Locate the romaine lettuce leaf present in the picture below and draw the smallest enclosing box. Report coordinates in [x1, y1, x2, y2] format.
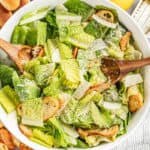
[124, 45, 142, 60]
[34, 63, 55, 87]
[22, 98, 43, 127]
[80, 91, 103, 105]
[11, 25, 30, 44]
[19, 7, 49, 25]
[91, 102, 113, 128]
[58, 43, 73, 59]
[48, 117, 76, 147]
[24, 22, 38, 46]
[84, 20, 110, 39]
[12, 72, 40, 101]
[103, 85, 119, 102]
[88, 66, 107, 84]
[0, 88, 16, 113]
[44, 39, 61, 62]
[75, 139, 88, 148]
[32, 129, 54, 146]
[73, 102, 93, 128]
[107, 47, 124, 59]
[64, 0, 95, 21]
[122, 73, 143, 88]
[2, 85, 20, 106]
[55, 6, 82, 41]
[30, 137, 51, 148]
[65, 25, 95, 49]
[24, 58, 40, 74]
[60, 98, 78, 124]
[60, 59, 80, 89]
[37, 21, 47, 46]
[44, 10, 59, 38]
[43, 76, 60, 98]
[61, 98, 94, 128]
[0, 65, 15, 86]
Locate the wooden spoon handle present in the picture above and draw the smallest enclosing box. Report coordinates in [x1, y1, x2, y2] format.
[0, 38, 18, 59]
[118, 57, 150, 73]
[0, 38, 24, 72]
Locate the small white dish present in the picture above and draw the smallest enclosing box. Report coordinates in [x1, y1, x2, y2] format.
[0, 0, 150, 150]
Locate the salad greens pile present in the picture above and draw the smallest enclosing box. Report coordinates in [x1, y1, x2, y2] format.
[0, 0, 144, 148]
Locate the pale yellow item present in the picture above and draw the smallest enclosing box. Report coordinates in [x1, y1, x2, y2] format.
[111, 0, 134, 10]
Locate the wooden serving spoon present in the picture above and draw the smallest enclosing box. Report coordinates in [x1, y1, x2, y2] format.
[100, 57, 150, 84]
[0, 38, 44, 73]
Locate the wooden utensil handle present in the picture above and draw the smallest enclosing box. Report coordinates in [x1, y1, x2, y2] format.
[0, 38, 18, 58]
[119, 57, 150, 73]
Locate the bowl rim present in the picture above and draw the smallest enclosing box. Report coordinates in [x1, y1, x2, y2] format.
[0, 0, 150, 150]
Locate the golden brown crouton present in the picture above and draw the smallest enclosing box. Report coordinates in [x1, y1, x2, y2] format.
[120, 32, 132, 51]
[78, 125, 119, 138]
[128, 94, 143, 112]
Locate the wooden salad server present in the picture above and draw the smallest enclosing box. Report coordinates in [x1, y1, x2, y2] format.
[0, 38, 44, 73]
[100, 57, 150, 84]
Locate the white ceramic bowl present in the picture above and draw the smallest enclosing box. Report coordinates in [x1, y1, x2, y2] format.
[0, 0, 150, 150]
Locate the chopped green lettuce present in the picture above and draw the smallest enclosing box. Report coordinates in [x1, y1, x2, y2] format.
[80, 91, 103, 105]
[0, 88, 16, 113]
[30, 137, 51, 148]
[60, 59, 80, 89]
[124, 45, 142, 60]
[58, 43, 73, 59]
[37, 21, 47, 45]
[48, 117, 76, 147]
[24, 58, 40, 74]
[103, 85, 119, 102]
[44, 10, 59, 38]
[43, 76, 60, 98]
[73, 80, 91, 100]
[65, 25, 95, 49]
[122, 73, 143, 88]
[44, 39, 61, 62]
[11, 25, 30, 44]
[73, 102, 93, 128]
[88, 66, 107, 84]
[12, 72, 40, 101]
[2, 85, 20, 106]
[34, 63, 55, 87]
[19, 7, 49, 25]
[22, 98, 43, 127]
[61, 98, 95, 128]
[32, 129, 54, 146]
[84, 20, 110, 39]
[60, 98, 78, 124]
[12, 21, 47, 46]
[55, 6, 82, 41]
[26, 22, 37, 46]
[91, 102, 113, 128]
[76, 139, 88, 148]
[0, 65, 15, 86]
[44, 39, 56, 60]
[127, 85, 142, 97]
[107, 47, 124, 59]
[64, 0, 95, 21]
